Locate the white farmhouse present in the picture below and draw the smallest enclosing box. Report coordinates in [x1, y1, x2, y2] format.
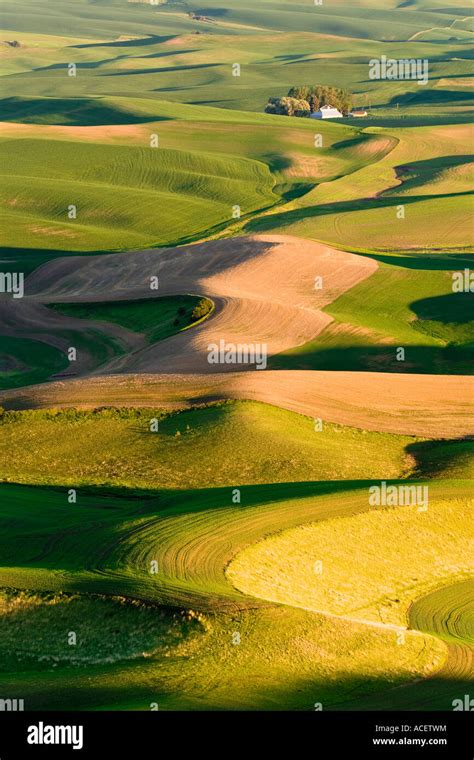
[310, 104, 343, 119]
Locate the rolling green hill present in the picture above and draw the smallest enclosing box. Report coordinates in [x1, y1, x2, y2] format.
[246, 123, 474, 250]
[1, 0, 472, 115]
[0, 402, 472, 488]
[0, 137, 277, 250]
[269, 251, 474, 374]
[0, 477, 470, 710]
[0, 0, 472, 717]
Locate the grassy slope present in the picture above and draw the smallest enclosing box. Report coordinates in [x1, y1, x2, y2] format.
[0, 478, 470, 710]
[0, 0, 472, 713]
[0, 334, 68, 389]
[2, 121, 472, 377]
[0, 103, 389, 257]
[1, 1, 472, 114]
[269, 253, 474, 374]
[0, 403, 472, 488]
[0, 137, 277, 250]
[250, 122, 474, 374]
[246, 123, 474, 250]
[227, 498, 473, 628]
[0, 402, 419, 487]
[49, 295, 213, 344]
[0, 589, 203, 672]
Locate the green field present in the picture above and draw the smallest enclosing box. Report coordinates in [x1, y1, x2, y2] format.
[1, 137, 279, 250]
[228, 498, 472, 627]
[0, 296, 213, 390]
[0, 334, 68, 389]
[49, 295, 214, 343]
[0, 103, 401, 261]
[1, 0, 472, 115]
[270, 253, 474, 374]
[246, 123, 474, 250]
[0, 0, 472, 715]
[0, 403, 473, 488]
[0, 478, 471, 710]
[0, 402, 471, 709]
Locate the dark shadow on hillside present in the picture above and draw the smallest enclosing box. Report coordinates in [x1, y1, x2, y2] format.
[427, 73, 474, 81]
[0, 97, 167, 126]
[349, 251, 474, 271]
[102, 63, 220, 77]
[262, 154, 292, 172]
[243, 191, 473, 234]
[33, 57, 128, 72]
[155, 86, 200, 93]
[269, 343, 474, 375]
[406, 437, 474, 479]
[411, 292, 474, 324]
[277, 182, 317, 202]
[0, 479, 369, 518]
[72, 35, 176, 49]
[137, 48, 199, 60]
[390, 155, 474, 195]
[2, 665, 469, 712]
[194, 7, 230, 17]
[0, 475, 470, 711]
[0, 246, 120, 276]
[389, 88, 474, 106]
[269, 53, 315, 63]
[261, 154, 316, 201]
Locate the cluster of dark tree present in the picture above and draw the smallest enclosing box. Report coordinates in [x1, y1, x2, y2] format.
[173, 298, 213, 327]
[191, 298, 213, 321]
[265, 85, 352, 117]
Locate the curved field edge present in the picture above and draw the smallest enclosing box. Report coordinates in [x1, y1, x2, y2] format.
[0, 479, 471, 710]
[225, 495, 473, 709]
[243, 123, 474, 251]
[0, 589, 447, 712]
[0, 295, 215, 390]
[226, 498, 473, 629]
[47, 295, 215, 344]
[269, 250, 474, 376]
[0, 115, 401, 255]
[409, 580, 474, 648]
[16, 235, 379, 377]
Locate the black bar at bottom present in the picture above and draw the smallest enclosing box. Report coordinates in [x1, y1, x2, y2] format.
[0, 711, 472, 758]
